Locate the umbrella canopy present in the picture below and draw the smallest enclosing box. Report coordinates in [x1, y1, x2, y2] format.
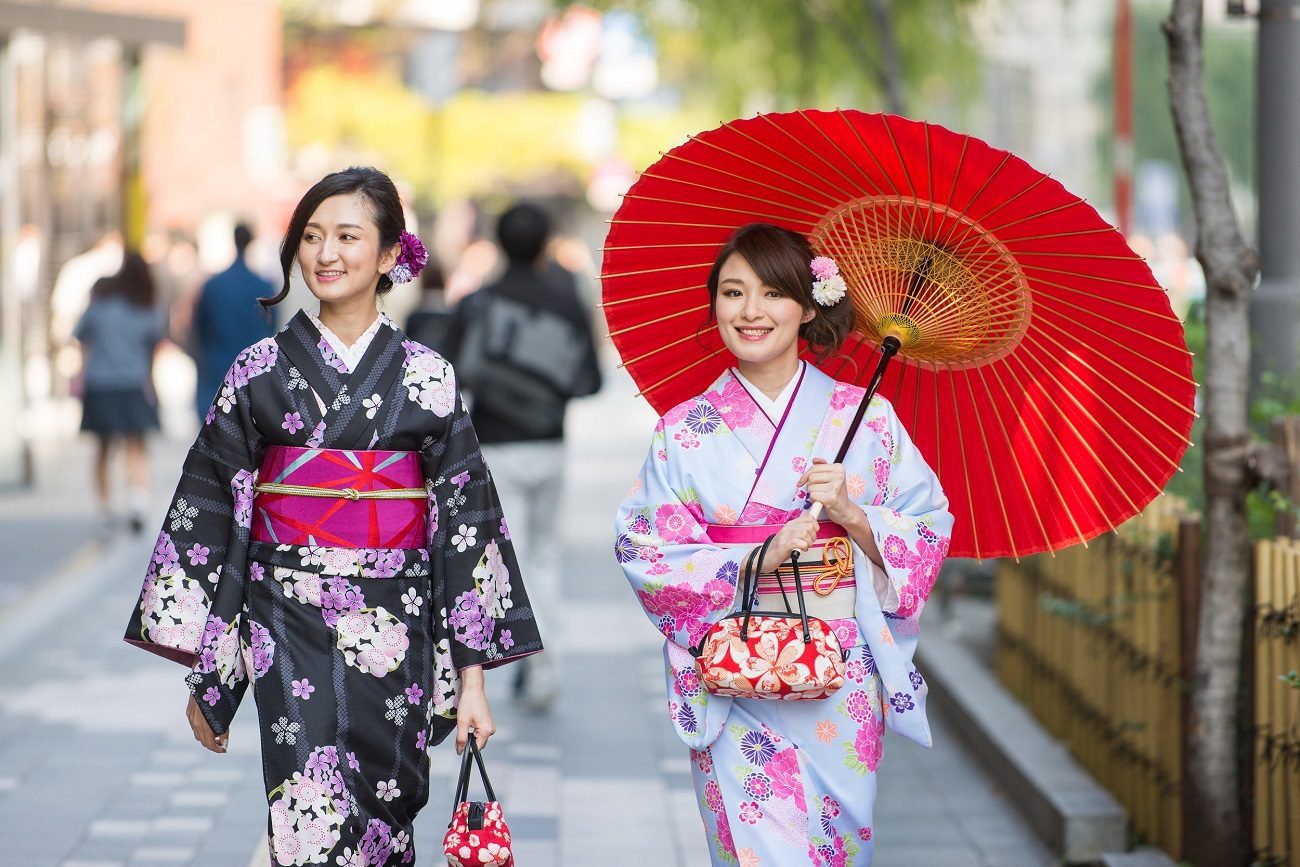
[601, 109, 1196, 560]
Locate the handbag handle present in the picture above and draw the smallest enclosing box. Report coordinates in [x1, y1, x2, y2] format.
[452, 732, 497, 810]
[787, 548, 813, 643]
[739, 534, 776, 641]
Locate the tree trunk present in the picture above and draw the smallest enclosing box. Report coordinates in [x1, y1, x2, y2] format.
[1163, 2, 1260, 864]
[869, 0, 906, 114]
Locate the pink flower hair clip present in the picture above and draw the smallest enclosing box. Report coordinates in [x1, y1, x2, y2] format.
[810, 256, 847, 306]
[388, 231, 428, 284]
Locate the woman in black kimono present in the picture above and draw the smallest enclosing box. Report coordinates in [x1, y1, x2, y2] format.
[125, 166, 541, 866]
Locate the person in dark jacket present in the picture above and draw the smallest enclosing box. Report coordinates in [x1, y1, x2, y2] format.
[190, 223, 275, 421]
[445, 203, 602, 711]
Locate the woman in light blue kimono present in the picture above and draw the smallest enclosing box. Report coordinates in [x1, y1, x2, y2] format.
[615, 223, 953, 867]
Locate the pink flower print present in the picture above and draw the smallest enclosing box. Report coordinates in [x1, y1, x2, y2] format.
[642, 583, 709, 634]
[704, 780, 723, 813]
[764, 748, 806, 811]
[854, 716, 884, 771]
[881, 535, 911, 569]
[292, 678, 314, 700]
[832, 619, 858, 648]
[404, 684, 423, 705]
[653, 504, 697, 544]
[845, 690, 873, 724]
[347, 751, 360, 771]
[858, 826, 872, 842]
[662, 401, 693, 426]
[499, 517, 510, 540]
[692, 748, 713, 775]
[282, 412, 305, 434]
[738, 801, 763, 824]
[829, 383, 859, 411]
[416, 730, 427, 750]
[846, 472, 866, 500]
[791, 456, 808, 474]
[187, 544, 210, 566]
[646, 561, 672, 576]
[249, 562, 265, 582]
[203, 687, 220, 706]
[737, 849, 761, 867]
[451, 471, 470, 489]
[716, 808, 736, 855]
[708, 378, 758, 430]
[500, 629, 514, 650]
[700, 579, 735, 612]
[712, 504, 738, 525]
[673, 428, 700, 449]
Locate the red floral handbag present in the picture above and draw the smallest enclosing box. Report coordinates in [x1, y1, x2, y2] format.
[443, 736, 513, 867]
[691, 534, 848, 700]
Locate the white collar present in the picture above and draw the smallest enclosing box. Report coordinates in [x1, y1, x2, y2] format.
[308, 310, 391, 373]
[733, 362, 803, 423]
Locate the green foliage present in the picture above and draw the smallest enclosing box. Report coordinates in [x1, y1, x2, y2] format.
[1280, 671, 1300, 690]
[569, 0, 979, 117]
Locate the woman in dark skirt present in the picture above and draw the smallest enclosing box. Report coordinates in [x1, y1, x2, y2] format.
[73, 251, 166, 534]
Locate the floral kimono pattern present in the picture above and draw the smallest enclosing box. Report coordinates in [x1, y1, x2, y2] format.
[126, 311, 541, 866]
[615, 363, 952, 866]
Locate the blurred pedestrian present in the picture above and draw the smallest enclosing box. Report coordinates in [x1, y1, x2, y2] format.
[615, 224, 953, 865]
[73, 251, 167, 535]
[445, 202, 602, 712]
[403, 255, 454, 354]
[124, 167, 540, 866]
[189, 223, 276, 421]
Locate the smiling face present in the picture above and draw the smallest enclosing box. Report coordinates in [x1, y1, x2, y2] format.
[714, 252, 813, 375]
[296, 192, 398, 309]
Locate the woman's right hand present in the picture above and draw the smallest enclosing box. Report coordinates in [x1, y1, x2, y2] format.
[186, 693, 228, 754]
[759, 512, 818, 574]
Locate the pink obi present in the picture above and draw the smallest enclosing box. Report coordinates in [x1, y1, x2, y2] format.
[251, 446, 428, 550]
[704, 521, 848, 544]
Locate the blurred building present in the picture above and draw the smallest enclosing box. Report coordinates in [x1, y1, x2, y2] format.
[0, 0, 284, 486]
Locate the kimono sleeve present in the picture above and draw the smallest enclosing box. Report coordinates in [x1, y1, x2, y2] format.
[615, 419, 750, 652]
[123, 340, 271, 735]
[421, 365, 541, 673]
[858, 399, 953, 619]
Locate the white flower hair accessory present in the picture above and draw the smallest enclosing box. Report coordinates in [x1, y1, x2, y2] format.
[810, 256, 847, 307]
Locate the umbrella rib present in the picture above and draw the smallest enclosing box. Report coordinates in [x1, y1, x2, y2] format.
[758, 112, 875, 200]
[945, 366, 983, 561]
[980, 362, 1090, 550]
[998, 350, 1125, 535]
[936, 173, 1052, 256]
[1029, 269, 1185, 306]
[999, 226, 1120, 244]
[1023, 261, 1168, 292]
[929, 359, 943, 480]
[1023, 323, 1196, 442]
[957, 365, 1020, 553]
[599, 262, 712, 281]
[607, 303, 709, 337]
[636, 168, 828, 219]
[700, 124, 851, 203]
[601, 242, 722, 251]
[1019, 333, 1193, 474]
[1009, 339, 1174, 502]
[881, 116, 925, 248]
[615, 330, 705, 368]
[649, 151, 841, 212]
[933, 150, 1012, 252]
[621, 193, 820, 224]
[1033, 303, 1198, 392]
[982, 199, 1090, 236]
[608, 218, 746, 231]
[722, 120, 870, 201]
[599, 284, 706, 308]
[805, 109, 889, 198]
[637, 347, 730, 401]
[839, 110, 905, 198]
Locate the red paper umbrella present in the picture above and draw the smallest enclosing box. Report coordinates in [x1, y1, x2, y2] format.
[600, 109, 1196, 560]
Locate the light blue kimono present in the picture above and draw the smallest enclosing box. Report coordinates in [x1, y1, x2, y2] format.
[615, 363, 953, 866]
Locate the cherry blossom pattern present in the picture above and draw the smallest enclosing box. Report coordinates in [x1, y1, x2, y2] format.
[210, 339, 278, 422]
[268, 756, 343, 867]
[471, 540, 513, 619]
[401, 340, 456, 417]
[138, 565, 207, 655]
[335, 607, 409, 677]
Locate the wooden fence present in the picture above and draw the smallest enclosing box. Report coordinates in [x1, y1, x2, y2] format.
[1252, 536, 1300, 867]
[995, 498, 1198, 860]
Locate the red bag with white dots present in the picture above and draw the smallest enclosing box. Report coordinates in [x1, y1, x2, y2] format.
[443, 736, 513, 867]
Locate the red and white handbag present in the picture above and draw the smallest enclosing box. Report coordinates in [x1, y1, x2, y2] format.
[691, 534, 848, 700]
[443, 737, 513, 867]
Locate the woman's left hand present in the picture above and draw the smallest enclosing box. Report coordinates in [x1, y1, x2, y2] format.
[798, 457, 858, 524]
[455, 665, 495, 754]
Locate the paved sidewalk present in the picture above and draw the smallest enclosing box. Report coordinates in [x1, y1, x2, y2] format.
[0, 371, 1057, 867]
